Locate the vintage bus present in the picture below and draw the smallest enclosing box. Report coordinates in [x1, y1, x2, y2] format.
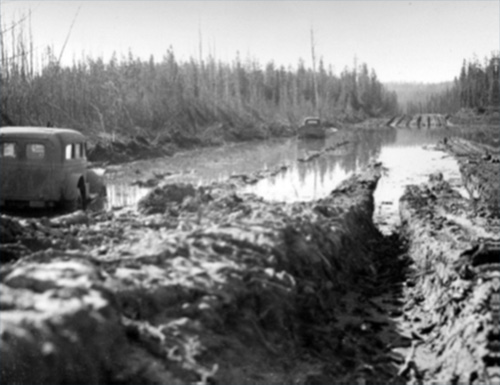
[0, 126, 91, 210]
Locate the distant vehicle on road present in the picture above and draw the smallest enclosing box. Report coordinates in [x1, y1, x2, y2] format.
[298, 117, 337, 139]
[0, 126, 102, 211]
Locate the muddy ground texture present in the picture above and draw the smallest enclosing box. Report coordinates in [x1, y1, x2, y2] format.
[397, 126, 499, 384]
[1, 164, 414, 385]
[1, 119, 498, 385]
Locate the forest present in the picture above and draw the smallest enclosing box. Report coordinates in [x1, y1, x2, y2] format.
[0, 17, 399, 143]
[385, 81, 452, 114]
[393, 54, 500, 115]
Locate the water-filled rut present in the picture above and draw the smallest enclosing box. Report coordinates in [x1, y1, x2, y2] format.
[396, 135, 500, 385]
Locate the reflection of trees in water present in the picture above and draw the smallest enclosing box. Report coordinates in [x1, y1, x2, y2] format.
[252, 127, 500, 201]
[319, 156, 328, 185]
[296, 129, 397, 188]
[347, 129, 398, 167]
[296, 155, 330, 189]
[297, 138, 327, 154]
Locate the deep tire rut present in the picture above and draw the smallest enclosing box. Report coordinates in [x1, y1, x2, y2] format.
[396, 134, 499, 385]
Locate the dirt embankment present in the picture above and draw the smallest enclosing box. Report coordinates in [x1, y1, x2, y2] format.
[0, 165, 412, 385]
[397, 135, 499, 384]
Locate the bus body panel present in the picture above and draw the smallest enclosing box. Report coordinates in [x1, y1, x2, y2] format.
[0, 127, 89, 208]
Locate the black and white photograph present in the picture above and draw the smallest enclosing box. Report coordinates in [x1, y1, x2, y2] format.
[0, 0, 499, 384]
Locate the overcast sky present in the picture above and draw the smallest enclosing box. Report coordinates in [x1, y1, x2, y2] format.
[1, 0, 499, 83]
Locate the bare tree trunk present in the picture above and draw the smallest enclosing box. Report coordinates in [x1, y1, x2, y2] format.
[310, 27, 320, 117]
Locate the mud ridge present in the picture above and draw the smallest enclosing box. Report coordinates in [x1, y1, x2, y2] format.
[398, 135, 499, 384]
[1, 164, 412, 384]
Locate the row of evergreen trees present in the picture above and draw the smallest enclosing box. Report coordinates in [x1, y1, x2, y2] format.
[406, 54, 499, 114]
[1, 18, 399, 141]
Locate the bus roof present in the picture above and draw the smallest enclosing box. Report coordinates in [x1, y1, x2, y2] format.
[0, 126, 86, 142]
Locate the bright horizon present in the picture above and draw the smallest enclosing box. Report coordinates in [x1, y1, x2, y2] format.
[1, 0, 499, 83]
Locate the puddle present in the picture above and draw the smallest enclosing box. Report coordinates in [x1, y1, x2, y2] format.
[373, 146, 466, 234]
[244, 129, 467, 233]
[102, 138, 303, 208]
[106, 184, 150, 209]
[246, 160, 358, 202]
[242, 129, 397, 201]
[102, 127, 473, 218]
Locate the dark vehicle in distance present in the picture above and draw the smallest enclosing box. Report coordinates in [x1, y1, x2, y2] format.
[297, 117, 338, 139]
[0, 126, 92, 210]
[298, 117, 324, 139]
[298, 117, 338, 139]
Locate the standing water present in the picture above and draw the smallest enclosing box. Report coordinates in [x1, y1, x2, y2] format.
[244, 128, 466, 233]
[103, 126, 467, 233]
[372, 132, 466, 233]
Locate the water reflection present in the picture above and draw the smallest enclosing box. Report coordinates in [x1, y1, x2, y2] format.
[374, 146, 466, 233]
[103, 138, 302, 207]
[103, 126, 477, 213]
[106, 184, 150, 209]
[247, 128, 398, 201]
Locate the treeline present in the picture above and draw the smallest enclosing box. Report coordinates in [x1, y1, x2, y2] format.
[400, 54, 499, 115]
[385, 82, 453, 114]
[456, 55, 500, 111]
[0, 19, 398, 142]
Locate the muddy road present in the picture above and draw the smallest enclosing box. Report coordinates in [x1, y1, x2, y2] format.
[0, 122, 498, 384]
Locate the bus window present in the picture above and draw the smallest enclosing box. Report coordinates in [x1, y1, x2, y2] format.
[74, 143, 83, 159]
[65, 144, 72, 160]
[0, 142, 17, 158]
[27, 144, 46, 160]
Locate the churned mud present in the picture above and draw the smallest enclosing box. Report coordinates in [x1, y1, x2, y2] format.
[396, 130, 499, 385]
[0, 121, 497, 385]
[0, 164, 415, 384]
